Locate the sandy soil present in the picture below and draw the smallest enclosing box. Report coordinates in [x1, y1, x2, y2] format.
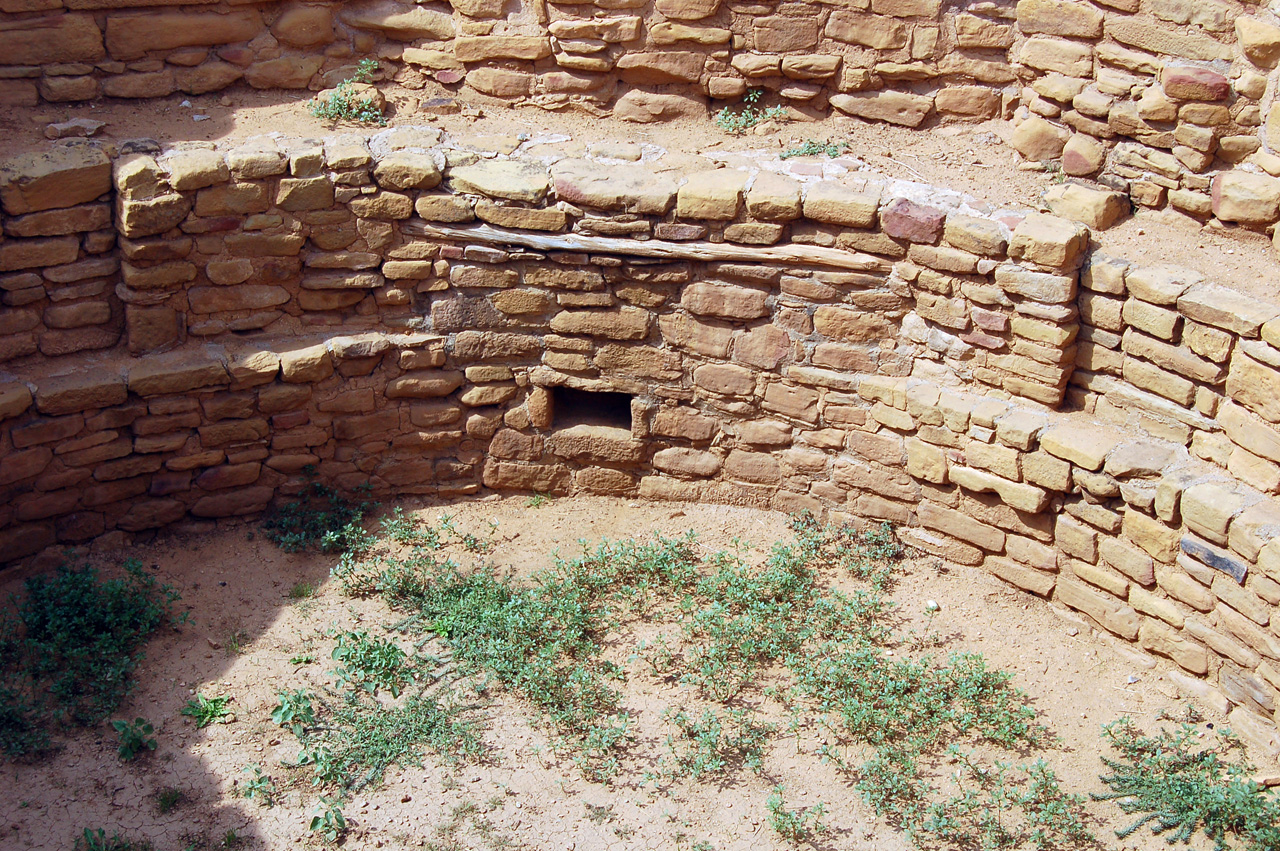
[1, 494, 1275, 851]
[7, 80, 1277, 302]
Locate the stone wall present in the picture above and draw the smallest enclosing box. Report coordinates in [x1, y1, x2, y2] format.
[10, 0, 1280, 236]
[1, 133, 1279, 730]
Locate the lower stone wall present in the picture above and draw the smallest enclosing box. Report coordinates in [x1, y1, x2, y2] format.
[0, 326, 1277, 728]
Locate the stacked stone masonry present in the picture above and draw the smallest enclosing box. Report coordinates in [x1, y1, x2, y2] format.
[11, 0, 1280, 232]
[1, 132, 1279, 732]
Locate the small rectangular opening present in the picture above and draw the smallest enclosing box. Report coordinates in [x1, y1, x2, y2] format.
[552, 386, 633, 430]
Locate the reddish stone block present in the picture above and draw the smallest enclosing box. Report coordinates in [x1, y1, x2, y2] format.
[880, 198, 946, 244]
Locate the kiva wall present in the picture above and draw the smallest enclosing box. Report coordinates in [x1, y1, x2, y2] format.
[8, 0, 1280, 236]
[0, 133, 1279, 733]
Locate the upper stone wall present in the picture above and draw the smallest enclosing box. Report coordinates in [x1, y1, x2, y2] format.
[8, 0, 1280, 238]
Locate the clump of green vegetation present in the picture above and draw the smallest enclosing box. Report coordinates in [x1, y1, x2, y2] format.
[0, 560, 182, 759]
[330, 630, 409, 697]
[658, 707, 771, 780]
[314, 510, 1086, 849]
[309, 58, 386, 126]
[260, 468, 374, 553]
[780, 139, 853, 159]
[767, 786, 827, 843]
[112, 717, 156, 761]
[241, 764, 277, 807]
[180, 693, 233, 729]
[154, 787, 183, 815]
[76, 828, 152, 851]
[288, 580, 317, 599]
[713, 88, 789, 135]
[310, 796, 348, 842]
[1094, 713, 1280, 851]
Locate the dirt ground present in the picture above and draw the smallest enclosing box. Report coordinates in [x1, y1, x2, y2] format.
[5, 79, 1276, 302]
[1, 494, 1276, 851]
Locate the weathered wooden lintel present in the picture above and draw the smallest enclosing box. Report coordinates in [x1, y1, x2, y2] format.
[403, 221, 893, 273]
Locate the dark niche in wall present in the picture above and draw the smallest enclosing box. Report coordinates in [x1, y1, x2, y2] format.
[551, 386, 633, 431]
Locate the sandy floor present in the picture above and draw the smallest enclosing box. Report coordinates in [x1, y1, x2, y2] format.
[1, 494, 1275, 851]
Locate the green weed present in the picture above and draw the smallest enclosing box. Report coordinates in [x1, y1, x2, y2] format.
[309, 796, 347, 842]
[112, 717, 156, 761]
[180, 693, 232, 729]
[224, 628, 249, 656]
[271, 688, 316, 736]
[261, 469, 374, 553]
[1093, 715, 1280, 851]
[331, 630, 409, 697]
[659, 707, 771, 780]
[526, 493, 553, 508]
[766, 786, 827, 843]
[155, 787, 183, 814]
[0, 560, 181, 758]
[76, 828, 152, 851]
[780, 139, 853, 159]
[713, 89, 789, 135]
[309, 58, 386, 126]
[288, 580, 317, 599]
[241, 764, 277, 807]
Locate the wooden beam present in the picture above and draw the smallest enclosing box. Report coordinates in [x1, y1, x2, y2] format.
[402, 221, 893, 273]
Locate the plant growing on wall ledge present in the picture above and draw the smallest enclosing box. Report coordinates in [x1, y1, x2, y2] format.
[309, 58, 387, 127]
[713, 89, 789, 135]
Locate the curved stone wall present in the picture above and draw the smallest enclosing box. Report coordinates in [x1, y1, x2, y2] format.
[1, 132, 1279, 729]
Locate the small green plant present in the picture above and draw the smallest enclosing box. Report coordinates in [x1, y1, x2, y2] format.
[289, 580, 317, 599]
[660, 707, 771, 779]
[525, 493, 552, 509]
[289, 653, 315, 666]
[713, 88, 789, 135]
[112, 717, 156, 761]
[1093, 715, 1280, 851]
[0, 559, 181, 758]
[310, 796, 348, 842]
[180, 694, 233, 729]
[221, 829, 242, 849]
[76, 828, 152, 851]
[261, 468, 374, 553]
[271, 689, 316, 736]
[241, 764, 277, 807]
[780, 139, 852, 159]
[155, 787, 183, 814]
[224, 628, 249, 656]
[331, 630, 409, 697]
[766, 786, 827, 843]
[309, 58, 386, 126]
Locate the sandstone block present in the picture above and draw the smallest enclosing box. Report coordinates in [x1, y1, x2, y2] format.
[1061, 134, 1106, 176]
[746, 172, 802, 221]
[1009, 212, 1089, 270]
[1016, 0, 1103, 38]
[1010, 115, 1070, 161]
[681, 281, 768, 321]
[448, 160, 548, 203]
[1019, 37, 1093, 77]
[881, 198, 944, 243]
[614, 90, 706, 123]
[935, 86, 1001, 118]
[1238, 17, 1280, 69]
[802, 182, 878, 227]
[1043, 184, 1126, 230]
[676, 170, 747, 221]
[830, 91, 933, 128]
[0, 13, 103, 66]
[0, 143, 110, 216]
[1211, 171, 1280, 225]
